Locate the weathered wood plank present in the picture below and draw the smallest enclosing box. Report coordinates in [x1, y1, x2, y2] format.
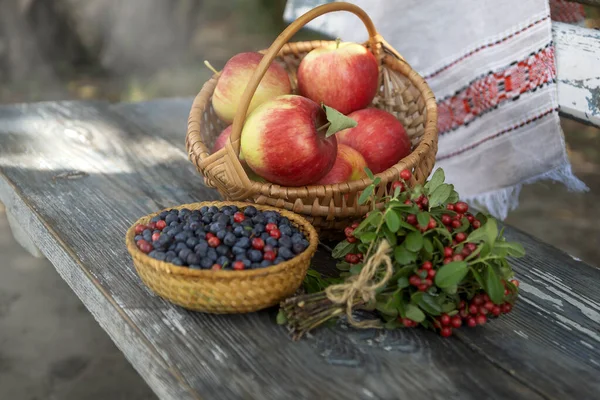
[0, 100, 598, 399]
[553, 22, 600, 127]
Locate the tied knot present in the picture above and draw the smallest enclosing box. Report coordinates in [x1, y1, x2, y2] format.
[325, 240, 394, 329]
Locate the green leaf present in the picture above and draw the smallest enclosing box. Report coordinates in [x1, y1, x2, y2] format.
[485, 218, 499, 246]
[442, 302, 457, 313]
[393, 186, 402, 198]
[424, 168, 445, 192]
[470, 267, 485, 288]
[417, 211, 430, 228]
[336, 261, 352, 271]
[364, 167, 374, 180]
[376, 291, 402, 317]
[485, 265, 505, 304]
[443, 285, 458, 294]
[382, 226, 397, 247]
[429, 183, 453, 208]
[423, 238, 434, 254]
[453, 217, 471, 233]
[433, 237, 445, 254]
[384, 319, 403, 329]
[373, 177, 382, 185]
[430, 227, 453, 243]
[397, 219, 418, 232]
[385, 210, 401, 232]
[494, 241, 526, 257]
[331, 240, 356, 259]
[394, 246, 417, 265]
[358, 185, 374, 205]
[397, 276, 410, 290]
[405, 304, 425, 322]
[276, 310, 287, 325]
[417, 293, 442, 315]
[404, 231, 424, 252]
[435, 261, 468, 288]
[475, 212, 488, 224]
[359, 232, 377, 243]
[391, 265, 417, 281]
[466, 225, 488, 244]
[322, 104, 358, 137]
[447, 190, 460, 204]
[354, 211, 381, 234]
[350, 263, 364, 275]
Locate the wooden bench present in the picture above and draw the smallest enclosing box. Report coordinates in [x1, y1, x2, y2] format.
[1, 98, 599, 399]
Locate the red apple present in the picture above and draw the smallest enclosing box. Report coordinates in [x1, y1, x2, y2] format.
[297, 41, 379, 115]
[316, 144, 368, 184]
[336, 108, 411, 174]
[212, 52, 291, 123]
[241, 95, 337, 186]
[212, 125, 232, 153]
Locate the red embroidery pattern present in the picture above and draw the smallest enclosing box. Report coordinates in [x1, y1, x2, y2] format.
[437, 45, 556, 134]
[550, 0, 586, 23]
[437, 108, 558, 161]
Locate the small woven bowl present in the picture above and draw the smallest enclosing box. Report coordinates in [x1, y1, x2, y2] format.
[125, 201, 318, 313]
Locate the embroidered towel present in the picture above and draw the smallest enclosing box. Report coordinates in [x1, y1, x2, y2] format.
[284, 0, 587, 219]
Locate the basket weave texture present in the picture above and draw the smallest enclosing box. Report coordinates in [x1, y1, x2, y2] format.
[186, 2, 438, 236]
[125, 201, 318, 313]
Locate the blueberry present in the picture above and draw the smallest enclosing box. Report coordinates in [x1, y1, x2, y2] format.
[169, 221, 179, 227]
[211, 212, 221, 222]
[252, 214, 265, 224]
[152, 241, 165, 251]
[216, 255, 230, 267]
[150, 216, 161, 223]
[217, 214, 230, 225]
[216, 230, 227, 240]
[187, 253, 200, 265]
[143, 230, 152, 241]
[279, 217, 290, 226]
[208, 206, 219, 214]
[182, 224, 192, 231]
[165, 214, 178, 225]
[236, 237, 251, 249]
[209, 222, 223, 233]
[292, 242, 307, 254]
[175, 242, 187, 252]
[179, 248, 192, 261]
[232, 246, 246, 255]
[241, 259, 251, 268]
[200, 206, 209, 214]
[174, 232, 188, 242]
[172, 257, 184, 266]
[301, 239, 309, 247]
[278, 235, 292, 248]
[170, 226, 182, 236]
[223, 232, 237, 247]
[148, 250, 156, 258]
[260, 260, 273, 268]
[274, 257, 285, 265]
[194, 241, 208, 255]
[195, 229, 207, 239]
[248, 249, 263, 262]
[235, 252, 248, 261]
[216, 245, 230, 256]
[207, 248, 218, 261]
[168, 244, 176, 252]
[189, 264, 202, 270]
[233, 226, 244, 237]
[134, 235, 143, 242]
[280, 225, 292, 236]
[165, 253, 175, 263]
[154, 251, 167, 261]
[201, 214, 212, 224]
[244, 206, 258, 217]
[186, 237, 199, 248]
[159, 211, 169, 220]
[230, 205, 239, 213]
[278, 247, 294, 260]
[200, 258, 213, 269]
[291, 233, 304, 244]
[253, 223, 265, 234]
[189, 221, 200, 230]
[251, 263, 261, 269]
[166, 250, 176, 258]
[179, 208, 191, 218]
[266, 237, 279, 248]
[221, 206, 233, 215]
[260, 232, 270, 241]
[158, 234, 172, 246]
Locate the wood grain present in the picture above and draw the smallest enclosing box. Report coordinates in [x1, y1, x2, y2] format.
[0, 99, 598, 399]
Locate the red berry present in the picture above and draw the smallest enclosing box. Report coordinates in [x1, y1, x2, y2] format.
[427, 218, 436, 229]
[427, 269, 436, 279]
[424, 278, 433, 287]
[211, 264, 222, 270]
[152, 232, 161, 242]
[455, 201, 469, 214]
[233, 261, 245, 270]
[265, 223, 278, 232]
[467, 317, 477, 328]
[345, 254, 359, 264]
[476, 314, 487, 325]
[264, 251, 276, 262]
[138, 240, 152, 254]
[444, 247, 453, 257]
[418, 284, 429, 292]
[404, 199, 413, 205]
[459, 308, 470, 318]
[206, 232, 215, 239]
[504, 289, 510, 296]
[443, 257, 453, 265]
[409, 275, 421, 286]
[501, 303, 513, 313]
[461, 247, 472, 257]
[484, 301, 494, 311]
[466, 243, 477, 251]
[440, 314, 451, 326]
[270, 229, 282, 239]
[472, 220, 481, 229]
[452, 254, 464, 262]
[391, 181, 404, 192]
[406, 214, 417, 225]
[472, 294, 484, 305]
[491, 306, 501, 317]
[441, 214, 452, 225]
[421, 197, 429, 208]
[466, 214, 475, 223]
[344, 226, 355, 238]
[422, 261, 433, 270]
[510, 279, 520, 287]
[252, 238, 265, 250]
[479, 306, 489, 315]
[455, 232, 467, 242]
[156, 220, 167, 230]
[454, 213, 464, 221]
[459, 300, 466, 309]
[446, 203, 455, 211]
[451, 316, 462, 328]
[233, 212, 245, 223]
[400, 169, 412, 180]
[208, 237, 221, 248]
[440, 327, 452, 337]
[148, 222, 157, 230]
[347, 236, 357, 243]
[451, 220, 462, 229]
[264, 245, 276, 253]
[482, 294, 490, 302]
[469, 304, 479, 314]
[357, 253, 364, 260]
[416, 268, 427, 278]
[135, 224, 148, 234]
[401, 318, 415, 327]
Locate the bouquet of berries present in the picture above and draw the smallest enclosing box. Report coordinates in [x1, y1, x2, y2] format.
[278, 168, 523, 339]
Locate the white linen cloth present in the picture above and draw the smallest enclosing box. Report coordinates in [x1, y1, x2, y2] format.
[284, 0, 587, 219]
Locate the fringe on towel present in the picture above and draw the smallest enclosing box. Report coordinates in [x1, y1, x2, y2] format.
[464, 162, 588, 220]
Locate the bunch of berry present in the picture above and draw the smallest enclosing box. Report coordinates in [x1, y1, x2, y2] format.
[134, 205, 309, 270]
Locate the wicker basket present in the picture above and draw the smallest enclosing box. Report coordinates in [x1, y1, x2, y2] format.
[125, 201, 318, 313]
[186, 2, 438, 237]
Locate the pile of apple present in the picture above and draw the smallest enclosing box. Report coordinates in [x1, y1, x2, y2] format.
[210, 41, 411, 187]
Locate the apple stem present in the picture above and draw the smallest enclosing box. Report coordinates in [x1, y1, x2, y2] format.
[335, 38, 341, 49]
[204, 60, 220, 75]
[316, 122, 331, 132]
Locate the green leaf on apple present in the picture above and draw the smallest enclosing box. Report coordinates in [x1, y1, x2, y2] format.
[321, 104, 358, 137]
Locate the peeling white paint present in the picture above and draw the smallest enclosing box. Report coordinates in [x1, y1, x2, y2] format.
[519, 282, 564, 309]
[514, 330, 529, 339]
[580, 340, 595, 350]
[590, 359, 600, 367]
[210, 344, 228, 364]
[569, 254, 582, 262]
[362, 388, 375, 398]
[554, 314, 600, 343]
[162, 308, 188, 336]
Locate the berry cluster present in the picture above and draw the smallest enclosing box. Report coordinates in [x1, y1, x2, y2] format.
[134, 205, 309, 270]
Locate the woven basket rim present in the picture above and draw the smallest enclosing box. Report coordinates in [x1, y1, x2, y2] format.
[187, 39, 437, 197]
[125, 201, 319, 279]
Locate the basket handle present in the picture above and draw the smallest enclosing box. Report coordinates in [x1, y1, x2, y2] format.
[228, 1, 382, 156]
